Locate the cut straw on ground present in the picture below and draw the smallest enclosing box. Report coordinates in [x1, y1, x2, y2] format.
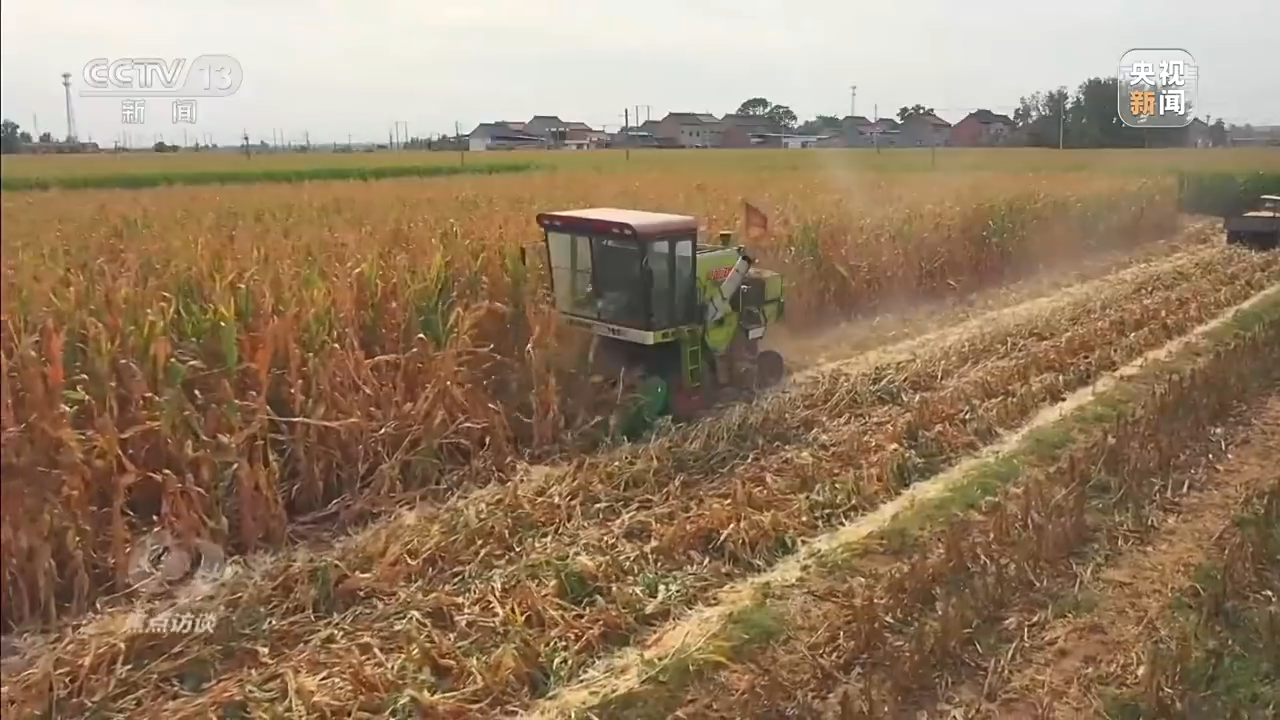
[959, 393, 1280, 718]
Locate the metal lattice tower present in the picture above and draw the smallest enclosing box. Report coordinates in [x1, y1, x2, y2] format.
[62, 72, 78, 142]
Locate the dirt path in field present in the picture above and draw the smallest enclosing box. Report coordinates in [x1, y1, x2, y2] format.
[523, 282, 1280, 720]
[958, 392, 1280, 720]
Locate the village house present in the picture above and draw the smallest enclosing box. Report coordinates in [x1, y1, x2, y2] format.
[466, 122, 544, 151]
[609, 129, 659, 147]
[1227, 124, 1279, 147]
[1184, 118, 1211, 148]
[564, 121, 608, 150]
[635, 119, 663, 136]
[718, 113, 778, 148]
[828, 115, 873, 147]
[521, 115, 571, 144]
[750, 133, 828, 149]
[949, 109, 1017, 146]
[652, 112, 722, 147]
[468, 116, 604, 151]
[898, 112, 952, 146]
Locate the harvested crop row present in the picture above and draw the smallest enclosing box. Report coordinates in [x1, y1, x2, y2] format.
[6, 249, 1276, 718]
[0, 171, 1178, 631]
[968, 395, 1280, 718]
[590, 291, 1279, 720]
[1108, 483, 1279, 720]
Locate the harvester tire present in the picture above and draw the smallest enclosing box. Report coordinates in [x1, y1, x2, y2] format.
[615, 375, 669, 440]
[756, 350, 786, 389]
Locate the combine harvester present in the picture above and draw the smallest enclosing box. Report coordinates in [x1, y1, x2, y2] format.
[529, 205, 786, 434]
[1224, 194, 1280, 250]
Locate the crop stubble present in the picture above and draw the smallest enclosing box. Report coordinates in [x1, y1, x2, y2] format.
[4, 243, 1277, 718]
[967, 393, 1280, 718]
[598, 292, 1279, 720]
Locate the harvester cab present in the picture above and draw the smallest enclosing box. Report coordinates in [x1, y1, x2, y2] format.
[533, 207, 786, 423]
[1224, 194, 1280, 251]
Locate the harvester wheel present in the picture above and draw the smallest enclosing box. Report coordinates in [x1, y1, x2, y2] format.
[614, 374, 670, 440]
[636, 375, 670, 419]
[756, 350, 786, 389]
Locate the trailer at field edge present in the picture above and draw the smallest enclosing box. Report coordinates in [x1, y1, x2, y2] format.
[1224, 194, 1280, 251]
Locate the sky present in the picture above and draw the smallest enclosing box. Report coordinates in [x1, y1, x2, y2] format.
[2, 0, 1277, 147]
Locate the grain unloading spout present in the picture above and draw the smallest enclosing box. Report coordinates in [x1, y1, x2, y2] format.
[704, 248, 754, 326]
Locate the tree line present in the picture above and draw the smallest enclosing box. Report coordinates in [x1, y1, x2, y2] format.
[1011, 76, 1227, 148]
[734, 75, 1241, 147]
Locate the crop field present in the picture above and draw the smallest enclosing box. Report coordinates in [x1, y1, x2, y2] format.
[1, 149, 1278, 718]
[3, 146, 1280, 184]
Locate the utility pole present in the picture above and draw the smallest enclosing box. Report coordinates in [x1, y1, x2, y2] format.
[305, 130, 311, 151]
[625, 109, 632, 156]
[1058, 94, 1066, 150]
[624, 108, 631, 160]
[874, 103, 881, 153]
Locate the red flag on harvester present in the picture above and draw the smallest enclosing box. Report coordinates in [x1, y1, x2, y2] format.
[744, 200, 769, 239]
